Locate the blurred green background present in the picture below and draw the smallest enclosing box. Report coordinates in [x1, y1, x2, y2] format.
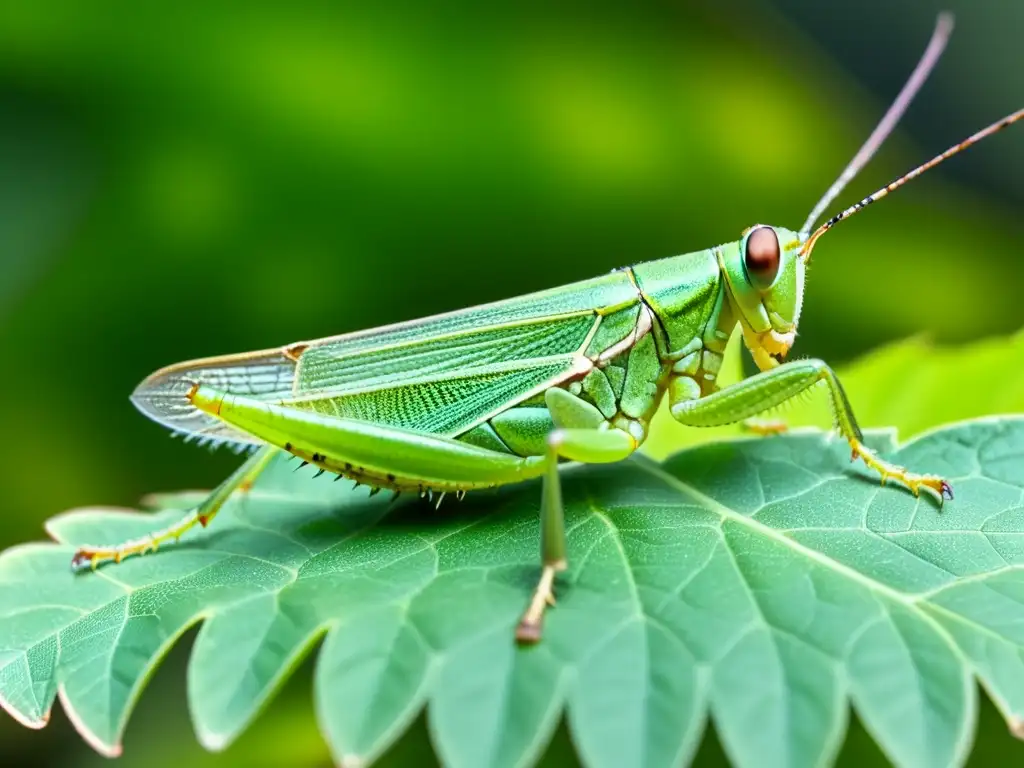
[0, 1, 1021, 765]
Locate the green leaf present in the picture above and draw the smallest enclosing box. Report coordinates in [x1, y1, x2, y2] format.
[4, 416, 1024, 767]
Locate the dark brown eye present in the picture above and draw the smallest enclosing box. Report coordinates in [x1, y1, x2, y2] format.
[744, 226, 780, 288]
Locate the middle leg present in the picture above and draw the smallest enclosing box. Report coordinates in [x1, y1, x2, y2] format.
[515, 426, 638, 643]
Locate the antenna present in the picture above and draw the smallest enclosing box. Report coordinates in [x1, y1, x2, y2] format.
[800, 13, 954, 237]
[801, 107, 1024, 259]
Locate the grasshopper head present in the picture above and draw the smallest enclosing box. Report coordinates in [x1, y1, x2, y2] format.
[720, 225, 805, 372]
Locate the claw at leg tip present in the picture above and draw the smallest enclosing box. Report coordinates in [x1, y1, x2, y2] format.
[515, 622, 542, 645]
[70, 550, 98, 573]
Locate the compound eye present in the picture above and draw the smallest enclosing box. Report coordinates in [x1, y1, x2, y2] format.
[744, 227, 780, 288]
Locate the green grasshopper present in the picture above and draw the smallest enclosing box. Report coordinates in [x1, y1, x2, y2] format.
[72, 16, 1023, 642]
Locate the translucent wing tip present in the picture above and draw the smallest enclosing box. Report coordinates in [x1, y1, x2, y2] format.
[130, 348, 299, 445]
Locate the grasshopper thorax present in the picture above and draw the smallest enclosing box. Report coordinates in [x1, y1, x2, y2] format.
[718, 225, 805, 372]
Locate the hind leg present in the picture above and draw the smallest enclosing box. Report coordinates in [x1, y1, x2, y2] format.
[185, 384, 642, 642]
[71, 445, 278, 570]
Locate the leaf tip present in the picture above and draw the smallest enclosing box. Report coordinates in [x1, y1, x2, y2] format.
[78, 729, 123, 759]
[59, 686, 124, 758]
[0, 695, 51, 731]
[43, 513, 71, 543]
[195, 733, 228, 753]
[196, 725, 234, 753]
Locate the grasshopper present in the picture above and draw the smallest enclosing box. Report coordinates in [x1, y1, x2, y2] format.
[72, 16, 1022, 642]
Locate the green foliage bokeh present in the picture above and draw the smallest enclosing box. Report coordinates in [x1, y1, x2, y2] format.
[0, 0, 1021, 765]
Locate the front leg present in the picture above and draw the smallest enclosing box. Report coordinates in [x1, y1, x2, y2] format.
[668, 359, 952, 503]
